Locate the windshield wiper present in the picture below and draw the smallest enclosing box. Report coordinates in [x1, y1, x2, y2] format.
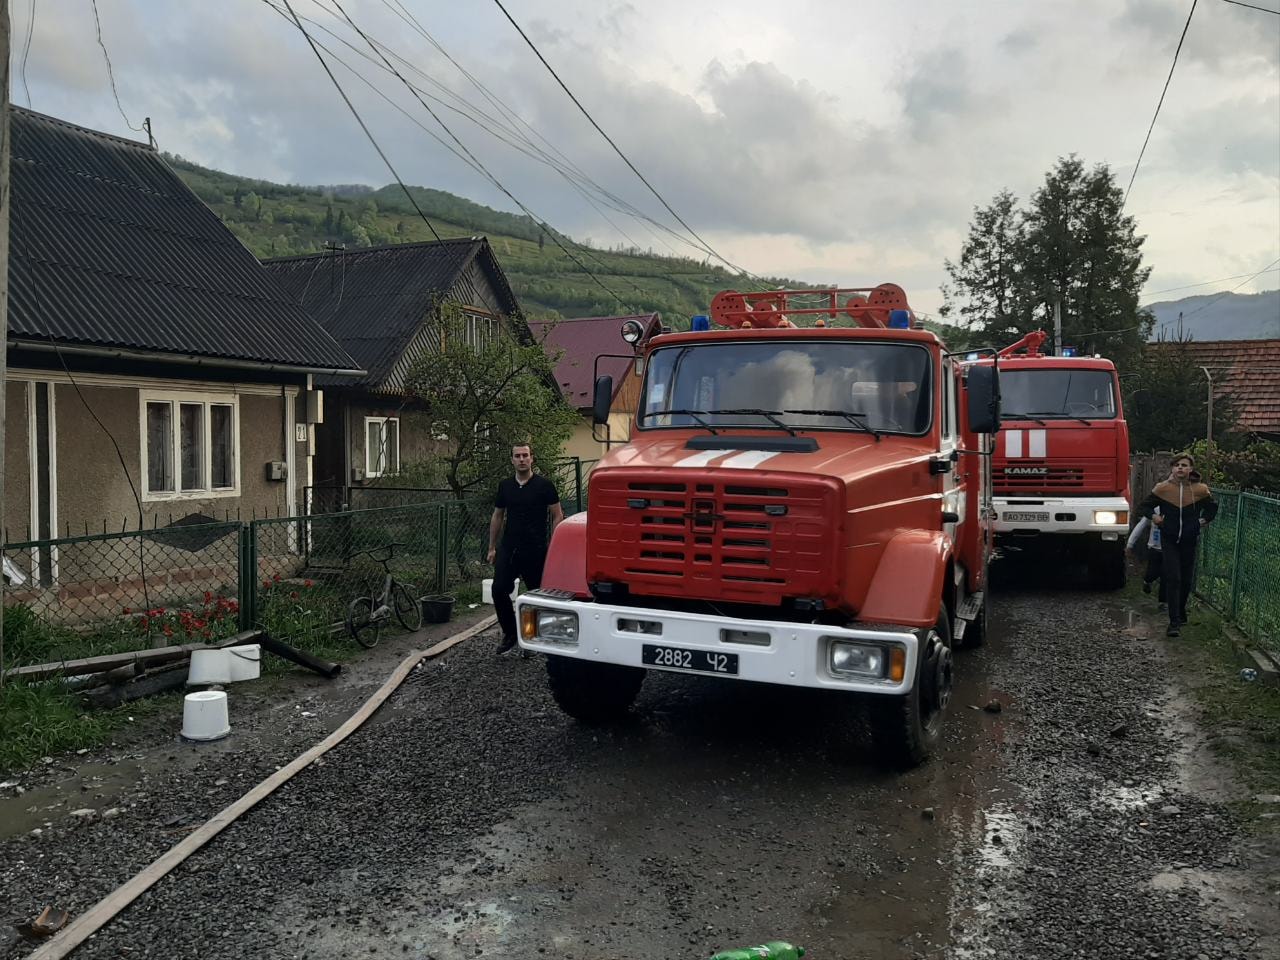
[783, 409, 882, 441]
[1024, 410, 1092, 426]
[638, 409, 720, 434]
[1004, 413, 1048, 426]
[705, 408, 799, 436]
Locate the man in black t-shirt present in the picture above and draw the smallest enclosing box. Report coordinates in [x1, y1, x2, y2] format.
[488, 443, 563, 653]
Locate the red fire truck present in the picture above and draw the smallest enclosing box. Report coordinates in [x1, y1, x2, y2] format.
[975, 331, 1130, 588]
[516, 285, 1002, 767]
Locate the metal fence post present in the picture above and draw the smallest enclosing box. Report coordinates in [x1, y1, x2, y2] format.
[435, 504, 449, 592]
[1229, 492, 1246, 621]
[574, 457, 584, 513]
[238, 523, 258, 630]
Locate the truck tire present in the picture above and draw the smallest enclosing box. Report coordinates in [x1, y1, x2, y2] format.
[870, 609, 952, 768]
[546, 655, 645, 724]
[1092, 541, 1127, 591]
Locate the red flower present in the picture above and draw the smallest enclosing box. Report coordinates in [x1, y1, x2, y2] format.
[203, 591, 213, 604]
[163, 626, 174, 637]
[304, 580, 314, 588]
[263, 580, 271, 590]
[272, 573, 281, 583]
[123, 607, 132, 615]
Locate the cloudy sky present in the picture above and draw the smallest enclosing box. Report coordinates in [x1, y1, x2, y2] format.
[14, 0, 1280, 316]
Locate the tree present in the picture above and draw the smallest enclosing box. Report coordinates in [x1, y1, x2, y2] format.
[942, 157, 1153, 366]
[940, 189, 1027, 345]
[404, 302, 578, 505]
[1125, 331, 1239, 453]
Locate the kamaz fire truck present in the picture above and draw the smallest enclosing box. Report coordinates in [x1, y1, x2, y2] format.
[515, 285, 1002, 767]
[974, 331, 1130, 589]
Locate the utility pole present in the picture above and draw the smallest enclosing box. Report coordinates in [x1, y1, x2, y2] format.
[1053, 300, 1062, 357]
[1, 2, 11, 686]
[1201, 366, 1214, 445]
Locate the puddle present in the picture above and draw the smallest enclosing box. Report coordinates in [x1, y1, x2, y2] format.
[1094, 783, 1164, 813]
[977, 805, 1025, 868]
[0, 759, 144, 841]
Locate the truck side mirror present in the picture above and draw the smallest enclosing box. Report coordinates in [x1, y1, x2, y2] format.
[592, 375, 614, 425]
[966, 365, 1001, 434]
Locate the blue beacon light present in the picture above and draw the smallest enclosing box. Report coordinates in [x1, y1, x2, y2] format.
[888, 309, 911, 329]
[691, 314, 711, 331]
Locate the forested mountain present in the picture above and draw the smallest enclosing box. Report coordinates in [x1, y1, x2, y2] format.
[169, 156, 813, 322]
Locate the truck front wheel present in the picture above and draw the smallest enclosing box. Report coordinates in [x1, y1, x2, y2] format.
[870, 610, 952, 768]
[546, 655, 645, 724]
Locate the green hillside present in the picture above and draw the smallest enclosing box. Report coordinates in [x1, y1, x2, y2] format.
[169, 156, 816, 322]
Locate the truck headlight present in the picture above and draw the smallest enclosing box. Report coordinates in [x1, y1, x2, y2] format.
[1093, 510, 1127, 526]
[521, 607, 579, 645]
[829, 641, 887, 679]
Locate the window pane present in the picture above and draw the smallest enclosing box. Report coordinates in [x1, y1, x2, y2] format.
[366, 420, 383, 475]
[211, 405, 234, 488]
[180, 403, 204, 491]
[146, 401, 173, 492]
[386, 420, 399, 474]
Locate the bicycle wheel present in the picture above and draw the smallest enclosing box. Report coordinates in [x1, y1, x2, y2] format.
[393, 582, 422, 631]
[347, 596, 382, 649]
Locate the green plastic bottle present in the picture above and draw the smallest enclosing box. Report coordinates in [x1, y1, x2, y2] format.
[707, 943, 805, 960]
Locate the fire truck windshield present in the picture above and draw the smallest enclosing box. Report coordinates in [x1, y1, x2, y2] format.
[639, 341, 932, 435]
[1001, 369, 1116, 420]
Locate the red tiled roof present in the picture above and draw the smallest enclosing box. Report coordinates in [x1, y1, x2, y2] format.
[1145, 338, 1280, 435]
[529, 314, 662, 409]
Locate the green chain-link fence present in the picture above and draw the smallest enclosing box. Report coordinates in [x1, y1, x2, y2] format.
[3, 461, 601, 670]
[1197, 489, 1280, 658]
[2, 522, 243, 669]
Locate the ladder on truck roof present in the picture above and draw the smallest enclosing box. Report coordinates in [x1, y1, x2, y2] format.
[709, 284, 919, 330]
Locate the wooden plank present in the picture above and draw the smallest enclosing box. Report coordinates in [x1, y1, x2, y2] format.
[7, 644, 208, 682]
[28, 614, 497, 960]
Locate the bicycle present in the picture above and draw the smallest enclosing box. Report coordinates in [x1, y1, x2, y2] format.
[344, 543, 422, 648]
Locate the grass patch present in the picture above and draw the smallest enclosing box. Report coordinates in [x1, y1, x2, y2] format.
[1172, 603, 1280, 798]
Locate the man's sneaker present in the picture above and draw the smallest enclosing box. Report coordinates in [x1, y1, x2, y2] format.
[495, 635, 518, 655]
[1166, 623, 1180, 638]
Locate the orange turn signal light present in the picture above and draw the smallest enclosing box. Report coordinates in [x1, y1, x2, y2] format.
[889, 648, 906, 683]
[520, 608, 537, 640]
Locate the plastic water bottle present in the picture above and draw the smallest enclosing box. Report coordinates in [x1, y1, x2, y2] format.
[1240, 668, 1258, 682]
[707, 944, 805, 960]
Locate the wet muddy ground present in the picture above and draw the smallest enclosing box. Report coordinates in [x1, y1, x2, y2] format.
[1, 580, 1277, 959]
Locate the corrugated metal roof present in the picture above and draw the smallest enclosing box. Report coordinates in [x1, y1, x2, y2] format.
[529, 314, 661, 408]
[7, 107, 361, 373]
[263, 238, 522, 391]
[1145, 338, 1280, 435]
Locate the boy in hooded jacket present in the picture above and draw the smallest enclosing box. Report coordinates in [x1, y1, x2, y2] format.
[1138, 454, 1217, 636]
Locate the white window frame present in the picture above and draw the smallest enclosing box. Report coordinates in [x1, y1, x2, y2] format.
[365, 416, 401, 478]
[139, 390, 241, 501]
[463, 312, 498, 350]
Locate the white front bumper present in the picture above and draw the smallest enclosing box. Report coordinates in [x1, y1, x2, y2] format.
[993, 495, 1129, 537]
[515, 593, 920, 695]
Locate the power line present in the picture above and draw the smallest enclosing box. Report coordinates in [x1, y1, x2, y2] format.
[1123, 0, 1197, 207]
[1145, 267, 1280, 296]
[324, 0, 632, 309]
[1177, 256, 1280, 320]
[491, 0, 756, 280]
[277, 0, 443, 243]
[1219, 0, 1279, 13]
[90, 0, 145, 133]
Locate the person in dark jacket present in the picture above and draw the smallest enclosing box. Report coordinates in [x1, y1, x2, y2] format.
[1138, 453, 1218, 636]
[487, 443, 564, 654]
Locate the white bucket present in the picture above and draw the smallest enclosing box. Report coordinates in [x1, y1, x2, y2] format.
[187, 649, 231, 686]
[481, 578, 521, 604]
[181, 690, 231, 742]
[226, 644, 261, 682]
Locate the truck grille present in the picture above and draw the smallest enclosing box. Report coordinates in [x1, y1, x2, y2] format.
[994, 460, 1115, 494]
[588, 472, 839, 605]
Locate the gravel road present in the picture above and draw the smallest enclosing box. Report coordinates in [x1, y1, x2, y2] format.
[1, 583, 1276, 959]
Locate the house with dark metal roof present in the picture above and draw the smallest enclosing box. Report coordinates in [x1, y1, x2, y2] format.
[528, 313, 662, 462]
[3, 106, 363, 555]
[262, 238, 526, 495]
[1144, 337, 1280, 440]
